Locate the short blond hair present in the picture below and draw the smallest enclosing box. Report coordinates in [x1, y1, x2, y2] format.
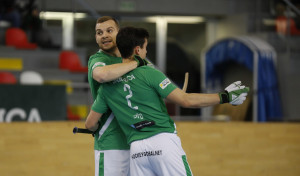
[96, 16, 120, 29]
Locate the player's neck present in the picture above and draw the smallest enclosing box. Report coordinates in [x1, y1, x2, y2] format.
[101, 48, 121, 57]
[122, 55, 135, 63]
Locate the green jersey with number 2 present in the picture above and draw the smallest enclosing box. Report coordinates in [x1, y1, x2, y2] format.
[92, 63, 178, 144]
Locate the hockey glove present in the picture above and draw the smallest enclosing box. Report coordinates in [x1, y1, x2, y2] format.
[219, 81, 250, 105]
[134, 55, 148, 67]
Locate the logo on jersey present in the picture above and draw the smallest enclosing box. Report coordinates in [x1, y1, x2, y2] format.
[133, 113, 143, 119]
[92, 62, 106, 70]
[113, 74, 136, 84]
[231, 94, 237, 100]
[159, 78, 171, 89]
[131, 150, 162, 159]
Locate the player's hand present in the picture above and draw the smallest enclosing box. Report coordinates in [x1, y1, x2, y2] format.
[134, 55, 148, 67]
[219, 81, 250, 105]
[92, 121, 101, 137]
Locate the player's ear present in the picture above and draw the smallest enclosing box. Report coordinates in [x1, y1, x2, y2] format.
[134, 46, 140, 55]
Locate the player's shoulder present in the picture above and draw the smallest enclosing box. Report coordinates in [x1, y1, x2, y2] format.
[138, 65, 161, 74]
[133, 66, 163, 82]
[89, 51, 108, 61]
[88, 51, 112, 68]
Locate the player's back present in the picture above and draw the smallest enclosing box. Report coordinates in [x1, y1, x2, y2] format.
[99, 66, 178, 144]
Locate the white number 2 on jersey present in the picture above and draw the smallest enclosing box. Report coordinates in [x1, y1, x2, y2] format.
[124, 84, 138, 110]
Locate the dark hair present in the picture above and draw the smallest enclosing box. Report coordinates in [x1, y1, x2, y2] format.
[96, 16, 120, 29]
[116, 27, 149, 58]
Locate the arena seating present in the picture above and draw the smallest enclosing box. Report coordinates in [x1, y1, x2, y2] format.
[5, 28, 38, 49]
[20, 71, 44, 85]
[59, 50, 88, 73]
[0, 71, 17, 84]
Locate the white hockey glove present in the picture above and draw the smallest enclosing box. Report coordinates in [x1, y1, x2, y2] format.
[218, 81, 250, 105]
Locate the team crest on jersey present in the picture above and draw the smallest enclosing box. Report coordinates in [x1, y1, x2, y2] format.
[92, 62, 106, 70]
[159, 78, 171, 89]
[113, 74, 136, 84]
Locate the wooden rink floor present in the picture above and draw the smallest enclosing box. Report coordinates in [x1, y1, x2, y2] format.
[0, 122, 300, 176]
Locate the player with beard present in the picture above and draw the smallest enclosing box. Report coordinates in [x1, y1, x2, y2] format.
[88, 16, 147, 176]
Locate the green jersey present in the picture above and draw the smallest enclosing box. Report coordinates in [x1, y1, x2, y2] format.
[88, 50, 129, 150]
[92, 61, 178, 144]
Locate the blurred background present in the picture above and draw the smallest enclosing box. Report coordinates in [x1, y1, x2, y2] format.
[0, 0, 299, 122]
[1, 0, 300, 175]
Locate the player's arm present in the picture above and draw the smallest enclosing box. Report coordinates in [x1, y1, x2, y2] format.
[85, 110, 103, 131]
[92, 57, 147, 83]
[85, 88, 108, 131]
[166, 81, 250, 107]
[93, 61, 137, 83]
[166, 88, 220, 108]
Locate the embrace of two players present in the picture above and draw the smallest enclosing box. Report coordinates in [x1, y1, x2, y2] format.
[80, 16, 250, 176]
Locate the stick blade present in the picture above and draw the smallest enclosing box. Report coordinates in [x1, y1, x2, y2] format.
[182, 72, 189, 92]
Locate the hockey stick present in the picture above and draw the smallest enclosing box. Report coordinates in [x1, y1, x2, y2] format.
[182, 72, 189, 92]
[73, 126, 93, 134]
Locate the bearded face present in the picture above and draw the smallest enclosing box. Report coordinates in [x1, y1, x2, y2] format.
[95, 20, 119, 54]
